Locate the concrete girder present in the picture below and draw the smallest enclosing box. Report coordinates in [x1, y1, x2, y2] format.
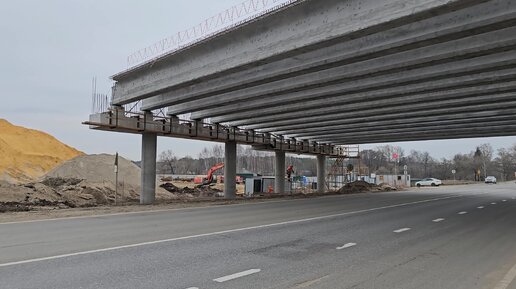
[114, 0, 487, 105]
[240, 92, 516, 130]
[155, 27, 516, 114]
[318, 127, 516, 144]
[195, 60, 516, 120]
[287, 115, 516, 139]
[304, 120, 516, 142]
[252, 101, 516, 133]
[192, 63, 516, 123]
[330, 131, 516, 145]
[215, 75, 516, 126]
[140, 5, 516, 111]
[278, 110, 516, 136]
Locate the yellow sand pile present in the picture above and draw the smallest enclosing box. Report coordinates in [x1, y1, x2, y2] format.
[0, 119, 83, 183]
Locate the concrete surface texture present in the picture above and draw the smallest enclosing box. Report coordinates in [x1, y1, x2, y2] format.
[1, 184, 516, 288]
[109, 0, 516, 145]
[140, 132, 157, 204]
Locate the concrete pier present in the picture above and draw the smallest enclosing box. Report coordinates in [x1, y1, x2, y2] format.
[317, 155, 326, 194]
[275, 151, 286, 194]
[140, 132, 157, 204]
[224, 141, 237, 199]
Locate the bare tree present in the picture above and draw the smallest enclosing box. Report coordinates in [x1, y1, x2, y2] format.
[158, 150, 177, 174]
[478, 143, 493, 179]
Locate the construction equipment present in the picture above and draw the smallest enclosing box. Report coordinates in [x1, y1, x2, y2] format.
[194, 162, 224, 186]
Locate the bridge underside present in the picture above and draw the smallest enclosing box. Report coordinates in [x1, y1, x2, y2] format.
[89, 0, 516, 203]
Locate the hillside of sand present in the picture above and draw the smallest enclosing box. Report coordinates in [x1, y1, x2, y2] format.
[0, 119, 83, 183]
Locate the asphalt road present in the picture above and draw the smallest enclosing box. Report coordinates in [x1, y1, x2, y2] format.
[1, 184, 516, 289]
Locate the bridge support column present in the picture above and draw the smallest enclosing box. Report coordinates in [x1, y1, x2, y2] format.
[224, 141, 237, 199]
[317, 155, 326, 194]
[275, 151, 286, 194]
[140, 132, 157, 204]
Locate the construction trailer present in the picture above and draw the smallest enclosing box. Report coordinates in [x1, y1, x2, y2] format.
[369, 174, 411, 187]
[245, 177, 292, 196]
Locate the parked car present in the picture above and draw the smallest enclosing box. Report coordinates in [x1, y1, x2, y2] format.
[415, 178, 442, 187]
[485, 176, 497, 184]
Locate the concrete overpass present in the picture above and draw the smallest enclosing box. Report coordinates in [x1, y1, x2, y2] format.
[87, 0, 516, 204]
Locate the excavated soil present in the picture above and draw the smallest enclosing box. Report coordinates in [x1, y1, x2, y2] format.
[0, 119, 83, 183]
[338, 180, 397, 194]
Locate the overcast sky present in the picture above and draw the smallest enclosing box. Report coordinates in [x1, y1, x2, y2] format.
[2, 0, 516, 161]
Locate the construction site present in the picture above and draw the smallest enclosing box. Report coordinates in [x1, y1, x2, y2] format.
[0, 118, 389, 213]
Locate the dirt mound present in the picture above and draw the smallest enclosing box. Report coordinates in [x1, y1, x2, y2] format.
[160, 182, 223, 198]
[45, 154, 140, 187]
[338, 180, 397, 194]
[339, 180, 374, 194]
[0, 119, 83, 183]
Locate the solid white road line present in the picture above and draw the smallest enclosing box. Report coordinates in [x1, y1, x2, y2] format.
[213, 269, 261, 283]
[0, 195, 463, 268]
[432, 218, 445, 222]
[493, 262, 516, 289]
[393, 228, 411, 233]
[478, 206, 485, 209]
[336, 243, 357, 250]
[458, 211, 468, 215]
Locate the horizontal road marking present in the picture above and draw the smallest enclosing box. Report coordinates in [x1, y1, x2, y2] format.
[478, 206, 485, 209]
[0, 194, 463, 268]
[492, 202, 497, 205]
[186, 287, 199, 289]
[214, 269, 261, 283]
[502, 200, 507, 202]
[458, 211, 468, 215]
[393, 228, 411, 233]
[493, 262, 516, 289]
[432, 218, 445, 222]
[336, 243, 357, 250]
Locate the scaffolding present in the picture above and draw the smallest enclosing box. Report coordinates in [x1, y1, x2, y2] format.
[325, 145, 360, 191]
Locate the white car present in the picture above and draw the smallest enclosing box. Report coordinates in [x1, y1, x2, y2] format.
[415, 178, 442, 187]
[485, 176, 497, 184]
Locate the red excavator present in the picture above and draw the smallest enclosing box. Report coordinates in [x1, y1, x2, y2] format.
[194, 162, 225, 186]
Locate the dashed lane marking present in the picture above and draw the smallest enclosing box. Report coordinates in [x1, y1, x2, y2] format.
[336, 243, 357, 250]
[432, 218, 445, 222]
[214, 269, 261, 283]
[458, 211, 468, 215]
[393, 228, 411, 233]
